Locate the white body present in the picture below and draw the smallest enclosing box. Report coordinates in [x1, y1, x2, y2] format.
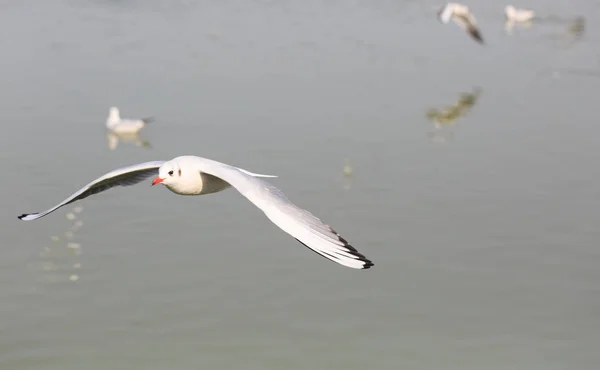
[106, 107, 152, 134]
[18, 156, 373, 270]
[438, 2, 470, 23]
[505, 5, 535, 22]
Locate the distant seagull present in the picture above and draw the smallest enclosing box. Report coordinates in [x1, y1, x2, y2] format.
[504, 5, 535, 22]
[437, 3, 484, 44]
[106, 106, 154, 134]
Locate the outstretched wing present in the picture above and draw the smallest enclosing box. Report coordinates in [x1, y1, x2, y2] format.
[454, 14, 485, 44]
[189, 157, 373, 270]
[465, 20, 484, 44]
[18, 161, 165, 221]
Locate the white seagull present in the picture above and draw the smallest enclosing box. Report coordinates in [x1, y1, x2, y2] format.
[437, 3, 485, 44]
[504, 5, 535, 22]
[18, 156, 373, 270]
[106, 106, 154, 134]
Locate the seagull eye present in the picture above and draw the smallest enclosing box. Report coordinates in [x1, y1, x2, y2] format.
[168, 170, 174, 176]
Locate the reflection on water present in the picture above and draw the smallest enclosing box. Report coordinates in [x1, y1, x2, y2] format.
[26, 206, 84, 284]
[340, 159, 354, 191]
[505, 20, 533, 34]
[552, 15, 586, 48]
[425, 87, 482, 143]
[555, 67, 600, 78]
[106, 131, 152, 150]
[565, 16, 586, 44]
[427, 130, 455, 144]
[538, 15, 586, 48]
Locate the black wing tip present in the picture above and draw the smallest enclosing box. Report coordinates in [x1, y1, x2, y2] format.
[330, 229, 374, 269]
[361, 259, 375, 269]
[142, 117, 155, 124]
[342, 242, 374, 270]
[18, 213, 32, 220]
[295, 231, 375, 270]
[470, 29, 485, 44]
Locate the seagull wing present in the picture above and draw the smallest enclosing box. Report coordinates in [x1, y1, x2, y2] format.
[18, 161, 165, 221]
[189, 157, 373, 270]
[454, 14, 485, 44]
[466, 22, 484, 44]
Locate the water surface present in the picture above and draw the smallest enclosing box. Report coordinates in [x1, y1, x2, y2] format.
[1, 0, 599, 369]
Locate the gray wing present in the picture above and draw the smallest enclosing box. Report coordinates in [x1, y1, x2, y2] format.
[454, 14, 485, 44]
[191, 157, 373, 270]
[18, 161, 165, 221]
[466, 23, 484, 44]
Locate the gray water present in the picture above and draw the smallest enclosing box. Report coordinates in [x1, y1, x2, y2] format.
[1, 0, 600, 369]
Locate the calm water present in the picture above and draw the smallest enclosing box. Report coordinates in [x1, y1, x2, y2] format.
[1, 0, 599, 369]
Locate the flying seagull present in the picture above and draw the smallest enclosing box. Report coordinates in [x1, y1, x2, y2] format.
[438, 3, 485, 44]
[18, 156, 374, 270]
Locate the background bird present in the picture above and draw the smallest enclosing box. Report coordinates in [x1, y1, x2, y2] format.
[105, 106, 154, 134]
[438, 2, 485, 44]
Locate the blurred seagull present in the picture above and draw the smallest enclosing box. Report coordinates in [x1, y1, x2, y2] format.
[437, 3, 484, 44]
[106, 106, 154, 134]
[505, 5, 535, 22]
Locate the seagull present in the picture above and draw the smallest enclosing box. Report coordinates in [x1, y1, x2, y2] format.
[106, 106, 154, 134]
[437, 3, 485, 44]
[504, 5, 535, 22]
[18, 156, 373, 270]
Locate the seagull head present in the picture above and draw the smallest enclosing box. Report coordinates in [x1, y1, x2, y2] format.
[436, 6, 444, 21]
[107, 107, 122, 126]
[152, 158, 205, 195]
[437, 4, 453, 24]
[153, 161, 180, 186]
[505, 5, 519, 19]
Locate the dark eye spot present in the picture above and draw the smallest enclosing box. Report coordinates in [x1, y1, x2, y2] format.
[178, 169, 182, 176]
[168, 170, 174, 176]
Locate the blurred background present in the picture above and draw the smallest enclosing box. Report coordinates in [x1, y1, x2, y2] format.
[1, 0, 599, 369]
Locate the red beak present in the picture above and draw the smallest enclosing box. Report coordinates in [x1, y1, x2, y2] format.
[152, 177, 164, 186]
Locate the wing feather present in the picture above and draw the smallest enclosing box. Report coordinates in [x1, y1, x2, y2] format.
[18, 161, 165, 221]
[188, 157, 374, 270]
